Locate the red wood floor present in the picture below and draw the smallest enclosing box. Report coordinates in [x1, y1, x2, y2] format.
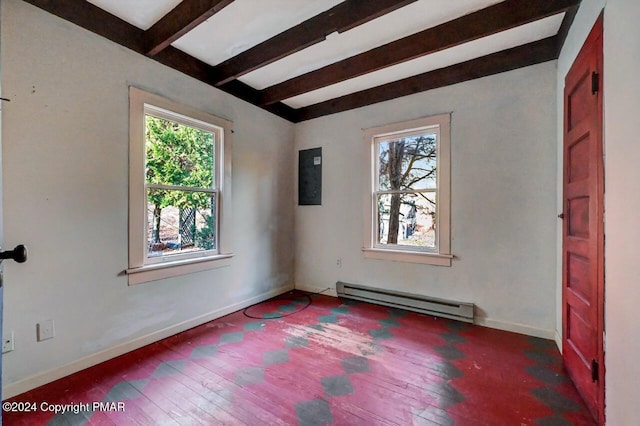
[4, 292, 595, 425]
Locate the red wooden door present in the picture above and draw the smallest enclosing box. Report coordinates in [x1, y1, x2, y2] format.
[562, 14, 604, 425]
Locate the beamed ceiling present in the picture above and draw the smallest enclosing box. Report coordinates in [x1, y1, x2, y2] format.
[24, 0, 581, 123]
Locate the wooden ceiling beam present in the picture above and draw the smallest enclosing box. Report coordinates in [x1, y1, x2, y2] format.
[22, 0, 298, 122]
[23, 0, 147, 54]
[145, 0, 235, 56]
[261, 0, 581, 106]
[296, 36, 559, 122]
[210, 0, 417, 86]
[20, 0, 582, 124]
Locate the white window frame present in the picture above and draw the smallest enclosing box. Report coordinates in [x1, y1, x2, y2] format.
[127, 87, 233, 284]
[363, 114, 452, 266]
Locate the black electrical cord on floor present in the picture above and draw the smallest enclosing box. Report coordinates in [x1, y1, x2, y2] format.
[242, 288, 331, 320]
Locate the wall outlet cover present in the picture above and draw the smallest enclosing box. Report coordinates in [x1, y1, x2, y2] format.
[37, 320, 55, 341]
[2, 331, 14, 353]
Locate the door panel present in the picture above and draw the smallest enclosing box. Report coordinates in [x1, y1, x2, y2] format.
[567, 252, 590, 301]
[562, 14, 604, 425]
[567, 71, 593, 131]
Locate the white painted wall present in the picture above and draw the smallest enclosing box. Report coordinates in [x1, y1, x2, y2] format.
[1, 0, 294, 397]
[558, 0, 640, 424]
[294, 62, 558, 338]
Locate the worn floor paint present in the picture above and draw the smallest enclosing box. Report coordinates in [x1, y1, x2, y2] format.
[4, 292, 595, 425]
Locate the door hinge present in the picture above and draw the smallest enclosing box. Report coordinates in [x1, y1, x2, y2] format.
[558, 213, 565, 219]
[591, 359, 599, 382]
[591, 72, 600, 95]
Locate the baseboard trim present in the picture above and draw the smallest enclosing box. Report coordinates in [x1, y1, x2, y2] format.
[554, 330, 563, 353]
[474, 316, 555, 340]
[294, 283, 338, 297]
[2, 283, 293, 400]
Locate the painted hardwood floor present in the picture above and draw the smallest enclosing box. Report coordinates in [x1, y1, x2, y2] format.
[4, 292, 595, 425]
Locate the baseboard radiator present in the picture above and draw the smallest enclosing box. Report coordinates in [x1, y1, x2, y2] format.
[336, 281, 474, 323]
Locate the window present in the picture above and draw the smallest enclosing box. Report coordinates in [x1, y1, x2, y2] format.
[363, 114, 452, 266]
[128, 87, 233, 284]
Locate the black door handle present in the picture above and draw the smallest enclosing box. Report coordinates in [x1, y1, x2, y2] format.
[0, 245, 27, 263]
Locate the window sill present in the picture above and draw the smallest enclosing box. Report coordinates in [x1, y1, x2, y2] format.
[362, 248, 453, 266]
[126, 254, 234, 285]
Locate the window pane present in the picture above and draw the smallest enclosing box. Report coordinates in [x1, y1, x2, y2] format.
[377, 133, 437, 191]
[147, 189, 216, 258]
[376, 192, 436, 248]
[145, 115, 215, 188]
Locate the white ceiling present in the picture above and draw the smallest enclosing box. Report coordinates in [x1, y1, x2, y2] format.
[87, 0, 183, 30]
[77, 0, 571, 117]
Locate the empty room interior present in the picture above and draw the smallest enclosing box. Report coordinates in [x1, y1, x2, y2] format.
[1, 0, 639, 424]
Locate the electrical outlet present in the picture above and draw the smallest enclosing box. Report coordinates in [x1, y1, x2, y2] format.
[336, 258, 342, 268]
[2, 331, 14, 353]
[37, 320, 55, 341]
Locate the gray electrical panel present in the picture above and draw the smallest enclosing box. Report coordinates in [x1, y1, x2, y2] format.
[298, 147, 322, 205]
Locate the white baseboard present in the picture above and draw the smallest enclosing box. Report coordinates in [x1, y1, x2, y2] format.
[294, 283, 338, 297]
[554, 330, 563, 353]
[474, 316, 555, 340]
[2, 284, 293, 400]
